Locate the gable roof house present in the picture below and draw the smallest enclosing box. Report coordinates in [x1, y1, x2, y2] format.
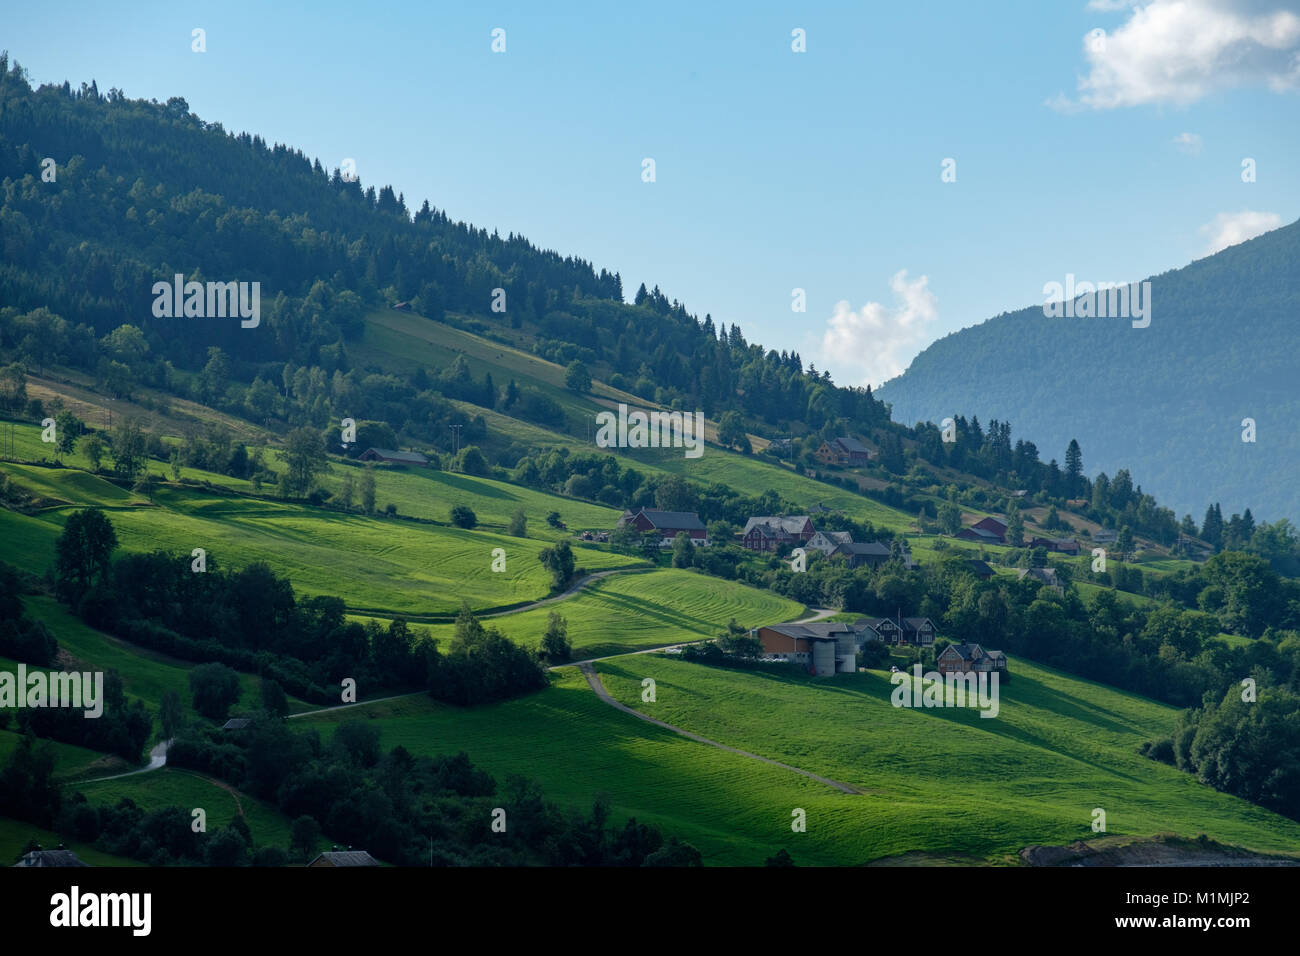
[832, 541, 893, 569]
[752, 622, 863, 675]
[956, 515, 1007, 544]
[13, 847, 90, 867]
[358, 447, 430, 467]
[1026, 536, 1080, 555]
[741, 515, 814, 551]
[965, 559, 996, 579]
[936, 643, 1009, 677]
[618, 508, 709, 547]
[806, 530, 854, 555]
[815, 436, 875, 467]
[1092, 528, 1118, 544]
[856, 616, 937, 647]
[308, 849, 382, 867]
[955, 526, 1003, 545]
[1018, 567, 1063, 593]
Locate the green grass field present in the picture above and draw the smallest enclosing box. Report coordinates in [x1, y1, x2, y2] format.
[0, 470, 642, 617]
[591, 654, 1300, 861]
[293, 652, 1300, 865]
[75, 768, 294, 850]
[408, 568, 807, 658]
[295, 672, 866, 866]
[0, 817, 140, 867]
[22, 597, 314, 719]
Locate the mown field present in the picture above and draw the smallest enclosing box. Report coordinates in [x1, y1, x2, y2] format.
[296, 649, 1300, 866]
[0, 464, 641, 617]
[296, 671, 865, 866]
[366, 567, 808, 659]
[75, 768, 295, 850]
[591, 654, 1300, 860]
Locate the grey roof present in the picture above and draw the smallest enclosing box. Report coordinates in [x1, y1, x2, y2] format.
[766, 622, 856, 641]
[628, 508, 706, 531]
[1018, 567, 1060, 585]
[959, 527, 1003, 541]
[15, 849, 89, 867]
[830, 436, 871, 454]
[966, 559, 995, 575]
[939, 643, 984, 659]
[222, 718, 252, 730]
[836, 542, 891, 556]
[743, 515, 811, 536]
[309, 850, 381, 867]
[362, 447, 428, 465]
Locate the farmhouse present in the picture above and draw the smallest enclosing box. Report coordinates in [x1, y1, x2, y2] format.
[956, 515, 1007, 544]
[618, 507, 709, 547]
[815, 436, 874, 467]
[358, 447, 430, 467]
[1093, 529, 1118, 544]
[833, 541, 893, 569]
[13, 847, 89, 867]
[936, 643, 1009, 678]
[308, 849, 381, 867]
[742, 515, 814, 551]
[1026, 536, 1080, 555]
[752, 622, 864, 675]
[965, 559, 996, 580]
[807, 529, 853, 555]
[857, 615, 937, 647]
[1018, 567, 1063, 593]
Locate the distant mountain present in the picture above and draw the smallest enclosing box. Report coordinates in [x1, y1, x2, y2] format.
[877, 220, 1300, 523]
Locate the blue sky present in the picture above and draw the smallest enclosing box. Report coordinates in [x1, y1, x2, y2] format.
[7, 0, 1299, 387]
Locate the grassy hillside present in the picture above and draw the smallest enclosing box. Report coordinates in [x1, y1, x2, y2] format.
[591, 655, 1300, 860]
[75, 768, 294, 849]
[0, 466, 641, 618]
[296, 672, 864, 866]
[23, 597, 314, 718]
[407, 568, 807, 659]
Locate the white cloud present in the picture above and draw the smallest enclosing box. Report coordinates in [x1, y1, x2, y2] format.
[820, 270, 938, 389]
[1052, 0, 1300, 110]
[1173, 131, 1203, 153]
[1200, 209, 1284, 254]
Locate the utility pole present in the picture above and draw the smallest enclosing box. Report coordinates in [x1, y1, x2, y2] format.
[449, 424, 462, 458]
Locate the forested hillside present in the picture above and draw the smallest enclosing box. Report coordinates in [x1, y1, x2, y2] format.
[0, 53, 885, 452]
[877, 218, 1300, 522]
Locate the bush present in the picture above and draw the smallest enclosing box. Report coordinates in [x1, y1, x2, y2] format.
[450, 505, 477, 529]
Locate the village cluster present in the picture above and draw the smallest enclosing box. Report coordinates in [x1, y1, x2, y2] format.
[612, 481, 1015, 683]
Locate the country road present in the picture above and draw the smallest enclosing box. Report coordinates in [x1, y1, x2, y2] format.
[481, 567, 648, 618]
[69, 605, 843, 788]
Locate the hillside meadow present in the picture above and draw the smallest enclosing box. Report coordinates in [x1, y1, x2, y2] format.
[593, 654, 1300, 860]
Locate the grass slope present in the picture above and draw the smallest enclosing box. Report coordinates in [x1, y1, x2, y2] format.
[592, 655, 1300, 861]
